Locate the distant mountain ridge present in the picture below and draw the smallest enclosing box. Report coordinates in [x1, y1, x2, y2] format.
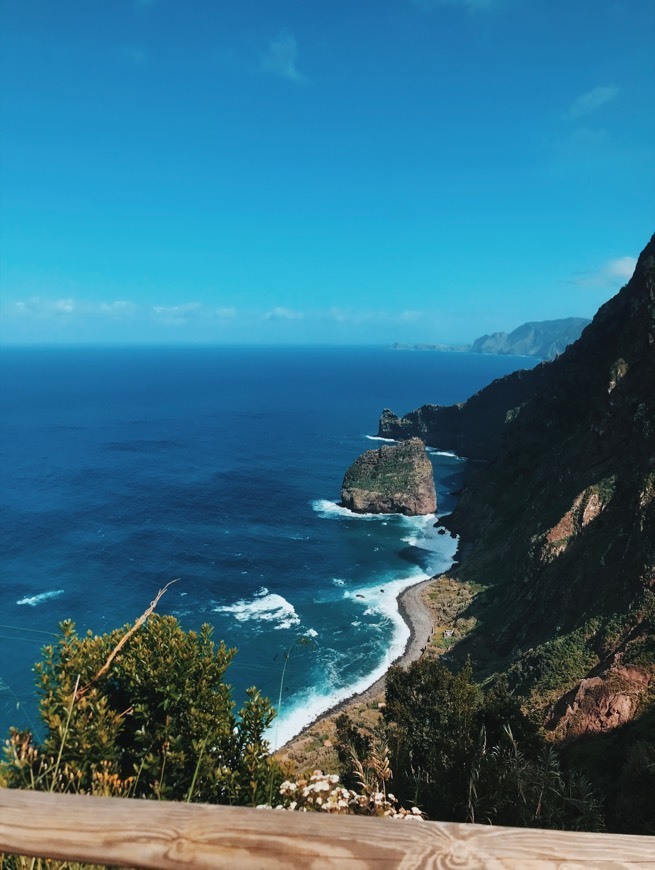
[391, 316, 591, 360]
[470, 317, 591, 359]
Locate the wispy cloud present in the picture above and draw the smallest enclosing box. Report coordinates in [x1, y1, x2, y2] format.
[325, 308, 425, 325]
[98, 300, 136, 317]
[572, 256, 637, 289]
[214, 307, 237, 319]
[260, 32, 308, 84]
[565, 84, 619, 120]
[152, 303, 202, 325]
[11, 297, 137, 318]
[263, 306, 304, 321]
[410, 0, 503, 12]
[12, 297, 77, 316]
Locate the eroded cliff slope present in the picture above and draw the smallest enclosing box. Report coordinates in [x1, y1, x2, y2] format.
[382, 235, 655, 734]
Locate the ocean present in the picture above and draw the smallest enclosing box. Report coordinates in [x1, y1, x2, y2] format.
[0, 346, 536, 747]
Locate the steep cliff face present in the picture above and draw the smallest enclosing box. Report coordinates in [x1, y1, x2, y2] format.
[378, 364, 552, 460]
[444, 234, 655, 722]
[341, 438, 436, 515]
[380, 234, 655, 734]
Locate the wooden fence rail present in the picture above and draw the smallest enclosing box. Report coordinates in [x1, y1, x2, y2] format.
[1, 788, 654, 869]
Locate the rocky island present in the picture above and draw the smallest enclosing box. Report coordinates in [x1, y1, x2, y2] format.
[341, 437, 436, 515]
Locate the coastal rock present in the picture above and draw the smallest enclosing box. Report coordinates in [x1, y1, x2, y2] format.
[341, 438, 436, 515]
[377, 363, 550, 461]
[547, 666, 654, 741]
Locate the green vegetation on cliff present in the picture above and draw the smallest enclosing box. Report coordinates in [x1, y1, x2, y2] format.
[376, 234, 655, 832]
[341, 437, 436, 515]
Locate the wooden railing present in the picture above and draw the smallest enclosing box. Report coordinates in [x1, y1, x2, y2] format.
[1, 788, 653, 868]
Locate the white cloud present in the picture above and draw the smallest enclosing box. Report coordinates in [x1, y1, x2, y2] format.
[52, 298, 76, 314]
[604, 257, 637, 282]
[565, 85, 619, 120]
[326, 307, 425, 325]
[8, 297, 139, 318]
[573, 256, 637, 289]
[98, 300, 136, 317]
[214, 307, 237, 319]
[152, 303, 201, 315]
[263, 306, 304, 321]
[152, 303, 202, 325]
[398, 309, 422, 322]
[260, 32, 308, 83]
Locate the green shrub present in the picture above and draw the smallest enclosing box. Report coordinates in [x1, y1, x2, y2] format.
[2, 614, 281, 806]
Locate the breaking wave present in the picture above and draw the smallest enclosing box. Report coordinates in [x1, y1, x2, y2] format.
[213, 587, 300, 631]
[16, 589, 64, 607]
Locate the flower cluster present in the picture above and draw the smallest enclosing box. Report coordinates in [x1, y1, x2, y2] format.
[269, 770, 424, 819]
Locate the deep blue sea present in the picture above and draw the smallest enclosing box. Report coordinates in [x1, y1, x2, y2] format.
[0, 346, 535, 746]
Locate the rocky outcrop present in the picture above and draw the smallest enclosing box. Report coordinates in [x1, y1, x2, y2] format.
[547, 665, 654, 741]
[341, 438, 436, 515]
[378, 363, 551, 460]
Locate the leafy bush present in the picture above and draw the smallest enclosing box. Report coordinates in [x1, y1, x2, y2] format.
[379, 657, 604, 830]
[2, 613, 281, 806]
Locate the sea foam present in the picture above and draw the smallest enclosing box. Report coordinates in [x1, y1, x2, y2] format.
[269, 527, 460, 749]
[16, 589, 64, 607]
[312, 499, 419, 520]
[268, 570, 429, 749]
[426, 447, 465, 460]
[213, 587, 300, 631]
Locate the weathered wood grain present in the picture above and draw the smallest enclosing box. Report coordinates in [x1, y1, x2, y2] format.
[1, 788, 653, 869]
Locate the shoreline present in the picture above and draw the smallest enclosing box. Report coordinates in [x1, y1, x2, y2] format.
[275, 563, 453, 753]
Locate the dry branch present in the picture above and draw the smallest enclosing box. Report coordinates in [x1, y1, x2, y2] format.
[76, 578, 178, 699]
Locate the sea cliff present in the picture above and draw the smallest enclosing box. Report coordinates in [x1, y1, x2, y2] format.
[382, 234, 655, 745]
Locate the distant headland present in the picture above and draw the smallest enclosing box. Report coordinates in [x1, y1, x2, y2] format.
[390, 316, 591, 361]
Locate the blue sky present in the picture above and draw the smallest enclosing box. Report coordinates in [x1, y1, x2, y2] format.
[1, 0, 653, 345]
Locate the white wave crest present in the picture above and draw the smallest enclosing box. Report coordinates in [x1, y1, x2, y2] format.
[426, 447, 465, 460]
[16, 589, 64, 607]
[365, 435, 396, 443]
[268, 572, 427, 749]
[268, 525, 460, 750]
[312, 499, 411, 520]
[213, 587, 300, 630]
[332, 578, 346, 586]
